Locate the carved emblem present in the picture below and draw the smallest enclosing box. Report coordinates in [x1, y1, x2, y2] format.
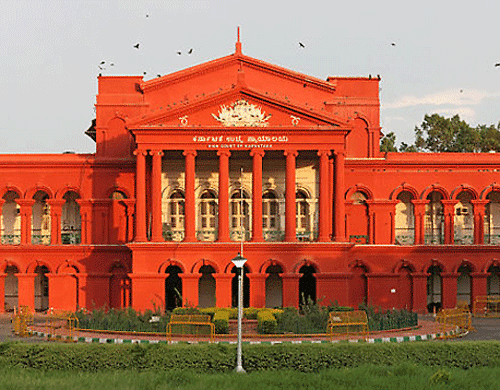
[179, 115, 188, 126]
[212, 99, 271, 127]
[290, 115, 300, 126]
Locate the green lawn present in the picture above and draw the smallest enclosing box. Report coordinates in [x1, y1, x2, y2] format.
[0, 365, 497, 390]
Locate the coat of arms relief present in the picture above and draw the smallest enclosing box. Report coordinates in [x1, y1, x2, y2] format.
[212, 99, 271, 127]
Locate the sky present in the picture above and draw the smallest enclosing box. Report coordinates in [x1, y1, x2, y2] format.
[1, 0, 500, 154]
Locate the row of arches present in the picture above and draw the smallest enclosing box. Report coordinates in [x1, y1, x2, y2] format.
[162, 188, 314, 242]
[348, 186, 500, 245]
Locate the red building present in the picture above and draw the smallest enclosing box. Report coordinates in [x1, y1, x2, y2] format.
[1, 37, 499, 314]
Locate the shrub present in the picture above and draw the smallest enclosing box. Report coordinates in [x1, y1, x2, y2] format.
[257, 310, 277, 334]
[213, 310, 229, 334]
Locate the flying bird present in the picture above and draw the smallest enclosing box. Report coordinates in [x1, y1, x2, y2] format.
[134, 43, 140, 49]
[100, 61, 105, 65]
[110, 63, 114, 66]
[391, 42, 396, 46]
[299, 42, 305, 48]
[146, 14, 149, 18]
[157, 74, 161, 78]
[495, 63, 500, 67]
[98, 65, 105, 70]
[188, 48, 193, 54]
[177, 51, 182, 55]
[460, 89, 463, 93]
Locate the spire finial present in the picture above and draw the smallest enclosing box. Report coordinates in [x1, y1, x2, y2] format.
[235, 26, 242, 54]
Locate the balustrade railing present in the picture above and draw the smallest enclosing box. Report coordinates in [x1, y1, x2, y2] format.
[163, 228, 185, 242]
[196, 230, 218, 241]
[263, 229, 284, 242]
[61, 231, 81, 245]
[31, 233, 51, 245]
[395, 229, 415, 245]
[230, 230, 251, 241]
[1, 233, 21, 245]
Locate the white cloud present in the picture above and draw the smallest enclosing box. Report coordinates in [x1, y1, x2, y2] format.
[434, 107, 477, 123]
[385, 89, 500, 109]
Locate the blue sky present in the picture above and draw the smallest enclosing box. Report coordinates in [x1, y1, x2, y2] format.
[1, 0, 499, 153]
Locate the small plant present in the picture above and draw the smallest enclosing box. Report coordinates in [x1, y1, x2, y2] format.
[429, 368, 452, 384]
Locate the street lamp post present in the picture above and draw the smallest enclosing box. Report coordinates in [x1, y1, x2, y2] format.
[231, 252, 247, 373]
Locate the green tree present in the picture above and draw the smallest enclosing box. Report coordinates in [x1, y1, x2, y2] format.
[380, 132, 398, 152]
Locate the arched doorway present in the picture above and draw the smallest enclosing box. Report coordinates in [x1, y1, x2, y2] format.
[231, 265, 249, 308]
[425, 191, 444, 244]
[395, 191, 415, 244]
[198, 265, 216, 308]
[427, 265, 442, 312]
[165, 265, 182, 311]
[454, 191, 474, 245]
[457, 264, 472, 306]
[34, 265, 49, 311]
[1, 191, 20, 244]
[348, 191, 369, 244]
[485, 191, 500, 244]
[4, 265, 18, 311]
[32, 191, 51, 245]
[62, 191, 81, 244]
[109, 264, 131, 309]
[487, 265, 500, 295]
[265, 264, 283, 308]
[299, 265, 316, 305]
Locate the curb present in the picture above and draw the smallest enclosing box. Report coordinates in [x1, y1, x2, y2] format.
[30, 327, 461, 345]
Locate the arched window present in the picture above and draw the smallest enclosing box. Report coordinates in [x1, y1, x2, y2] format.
[348, 191, 369, 244]
[454, 191, 474, 245]
[263, 191, 281, 241]
[32, 191, 50, 245]
[395, 191, 415, 244]
[485, 191, 500, 244]
[296, 190, 311, 241]
[163, 190, 185, 241]
[425, 191, 444, 244]
[62, 191, 81, 244]
[230, 189, 250, 241]
[1, 191, 20, 245]
[198, 190, 217, 241]
[109, 191, 128, 244]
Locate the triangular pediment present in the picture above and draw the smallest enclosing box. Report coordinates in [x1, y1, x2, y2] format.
[127, 86, 347, 129]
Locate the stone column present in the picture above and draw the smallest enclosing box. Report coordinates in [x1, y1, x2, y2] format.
[247, 273, 266, 308]
[214, 273, 233, 307]
[180, 273, 201, 307]
[284, 150, 298, 242]
[333, 150, 346, 242]
[134, 149, 148, 242]
[328, 156, 334, 240]
[15, 200, 35, 245]
[250, 150, 265, 242]
[76, 200, 91, 245]
[442, 200, 459, 244]
[47, 199, 65, 245]
[411, 200, 428, 245]
[411, 272, 429, 314]
[183, 150, 197, 242]
[281, 273, 300, 308]
[150, 150, 164, 242]
[217, 150, 231, 242]
[471, 200, 488, 244]
[317, 150, 331, 242]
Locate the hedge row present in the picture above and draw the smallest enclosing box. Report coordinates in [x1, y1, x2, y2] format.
[1, 341, 500, 372]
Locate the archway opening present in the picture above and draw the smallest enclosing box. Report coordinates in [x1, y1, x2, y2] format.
[34, 265, 49, 312]
[485, 191, 500, 244]
[457, 264, 472, 307]
[32, 191, 50, 245]
[454, 191, 474, 245]
[265, 264, 283, 308]
[395, 191, 415, 244]
[198, 265, 215, 308]
[62, 191, 81, 244]
[427, 265, 442, 313]
[1, 191, 20, 244]
[487, 265, 500, 295]
[165, 265, 182, 311]
[299, 265, 316, 305]
[4, 265, 18, 312]
[348, 191, 369, 244]
[231, 265, 249, 308]
[425, 191, 444, 244]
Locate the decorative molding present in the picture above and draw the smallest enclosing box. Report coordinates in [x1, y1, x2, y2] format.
[212, 99, 271, 127]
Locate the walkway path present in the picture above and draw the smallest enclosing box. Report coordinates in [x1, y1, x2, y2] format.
[23, 314, 460, 345]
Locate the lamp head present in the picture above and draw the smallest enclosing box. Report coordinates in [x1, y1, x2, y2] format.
[231, 252, 247, 269]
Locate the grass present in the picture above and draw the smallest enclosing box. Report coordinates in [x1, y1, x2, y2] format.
[0, 365, 498, 390]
